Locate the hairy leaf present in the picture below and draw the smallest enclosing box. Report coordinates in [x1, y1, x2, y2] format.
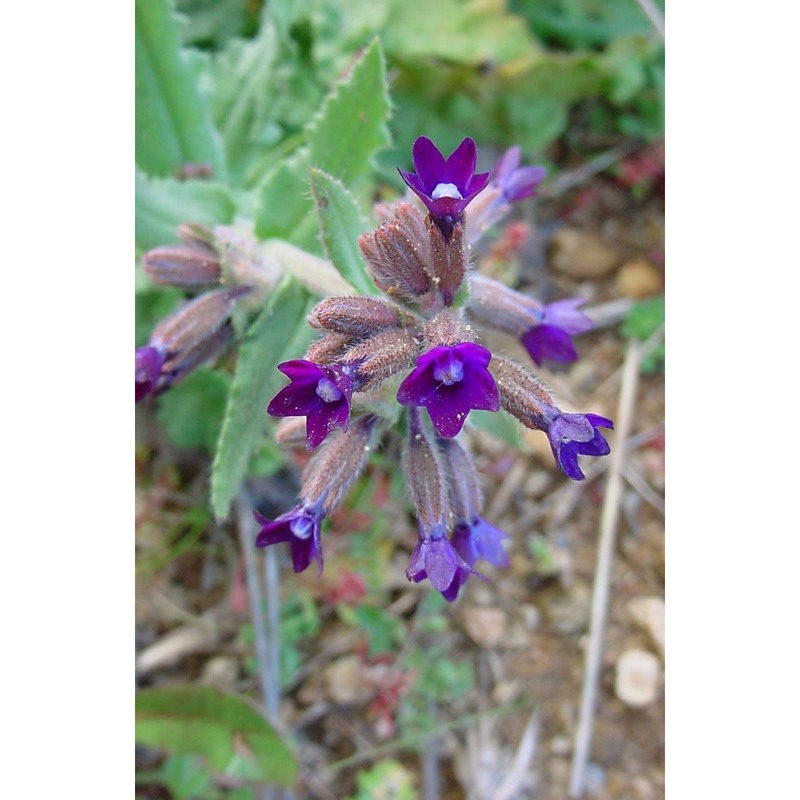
[309, 168, 377, 296]
[211, 277, 314, 520]
[135, 0, 226, 179]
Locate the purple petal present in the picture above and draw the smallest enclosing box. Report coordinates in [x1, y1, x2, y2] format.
[412, 136, 447, 190]
[464, 170, 492, 198]
[547, 413, 614, 480]
[443, 137, 478, 192]
[542, 299, 593, 335]
[522, 324, 579, 366]
[502, 166, 547, 201]
[492, 146, 521, 186]
[135, 346, 165, 402]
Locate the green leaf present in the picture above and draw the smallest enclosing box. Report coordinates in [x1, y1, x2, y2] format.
[211, 277, 314, 520]
[135, 0, 227, 179]
[255, 39, 391, 243]
[156, 368, 230, 451]
[159, 754, 213, 800]
[309, 168, 377, 296]
[208, 18, 280, 184]
[135, 169, 236, 250]
[305, 38, 391, 185]
[135, 685, 296, 786]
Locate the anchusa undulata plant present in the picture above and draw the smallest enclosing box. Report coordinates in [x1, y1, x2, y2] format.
[137, 136, 613, 602]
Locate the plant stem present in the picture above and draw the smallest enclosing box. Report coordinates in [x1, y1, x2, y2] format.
[568, 339, 641, 798]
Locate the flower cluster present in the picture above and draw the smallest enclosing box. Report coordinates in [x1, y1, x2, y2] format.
[256, 137, 613, 601]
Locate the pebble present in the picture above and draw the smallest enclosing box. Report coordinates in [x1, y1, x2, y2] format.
[627, 597, 665, 658]
[323, 655, 361, 704]
[549, 228, 623, 279]
[199, 655, 239, 688]
[462, 607, 507, 648]
[614, 648, 660, 707]
[616, 257, 663, 298]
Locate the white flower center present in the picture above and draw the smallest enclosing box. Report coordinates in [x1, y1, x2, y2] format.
[431, 182, 462, 200]
[316, 377, 342, 403]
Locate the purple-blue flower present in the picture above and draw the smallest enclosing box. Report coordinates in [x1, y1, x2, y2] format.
[491, 146, 547, 202]
[406, 533, 478, 602]
[547, 412, 613, 481]
[136, 345, 166, 402]
[267, 360, 357, 449]
[396, 342, 500, 438]
[451, 518, 510, 569]
[398, 136, 491, 240]
[521, 299, 593, 366]
[254, 505, 324, 575]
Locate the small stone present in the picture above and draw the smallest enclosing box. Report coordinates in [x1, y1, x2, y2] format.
[323, 655, 362, 704]
[616, 257, 663, 298]
[627, 597, 665, 658]
[549, 228, 623, 279]
[614, 648, 660, 707]
[200, 655, 239, 688]
[462, 607, 507, 648]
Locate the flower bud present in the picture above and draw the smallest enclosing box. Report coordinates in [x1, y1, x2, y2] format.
[274, 417, 309, 447]
[301, 415, 379, 514]
[308, 296, 414, 337]
[467, 274, 542, 337]
[304, 332, 355, 365]
[343, 328, 418, 389]
[427, 216, 466, 307]
[358, 203, 433, 302]
[488, 356, 555, 430]
[423, 310, 475, 348]
[178, 223, 217, 252]
[142, 245, 222, 288]
[402, 409, 450, 537]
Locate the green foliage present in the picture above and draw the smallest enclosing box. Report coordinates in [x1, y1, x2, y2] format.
[156, 367, 231, 451]
[211, 277, 314, 520]
[347, 760, 419, 800]
[309, 168, 377, 296]
[135, 0, 227, 179]
[135, 169, 236, 250]
[135, 685, 297, 786]
[621, 295, 665, 374]
[157, 754, 214, 800]
[469, 408, 525, 450]
[255, 38, 391, 244]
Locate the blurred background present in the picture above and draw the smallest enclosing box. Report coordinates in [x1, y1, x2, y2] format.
[135, 0, 665, 798]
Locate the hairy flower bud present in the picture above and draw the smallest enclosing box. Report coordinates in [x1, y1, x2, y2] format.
[467, 274, 542, 337]
[178, 222, 217, 252]
[358, 203, 433, 302]
[301, 415, 379, 514]
[423, 310, 475, 348]
[427, 216, 466, 306]
[489, 356, 555, 429]
[142, 245, 222, 288]
[308, 296, 414, 337]
[274, 417, 309, 447]
[304, 332, 354, 365]
[343, 328, 419, 389]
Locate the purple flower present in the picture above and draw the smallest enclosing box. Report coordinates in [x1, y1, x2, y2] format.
[267, 360, 357, 449]
[406, 533, 478, 602]
[136, 346, 166, 402]
[451, 518, 510, 569]
[398, 136, 491, 240]
[254, 505, 324, 575]
[491, 146, 547, 202]
[521, 299, 593, 366]
[396, 343, 500, 438]
[547, 412, 614, 481]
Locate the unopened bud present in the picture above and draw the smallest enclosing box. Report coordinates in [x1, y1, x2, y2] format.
[301, 415, 379, 514]
[151, 286, 249, 357]
[304, 332, 354, 365]
[275, 417, 312, 447]
[427, 217, 466, 307]
[161, 323, 234, 384]
[489, 357, 555, 430]
[423, 310, 475, 348]
[358, 203, 433, 302]
[142, 245, 222, 288]
[402, 409, 449, 537]
[467, 274, 542, 336]
[343, 328, 419, 388]
[308, 296, 413, 337]
[439, 437, 482, 524]
[178, 223, 217, 253]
